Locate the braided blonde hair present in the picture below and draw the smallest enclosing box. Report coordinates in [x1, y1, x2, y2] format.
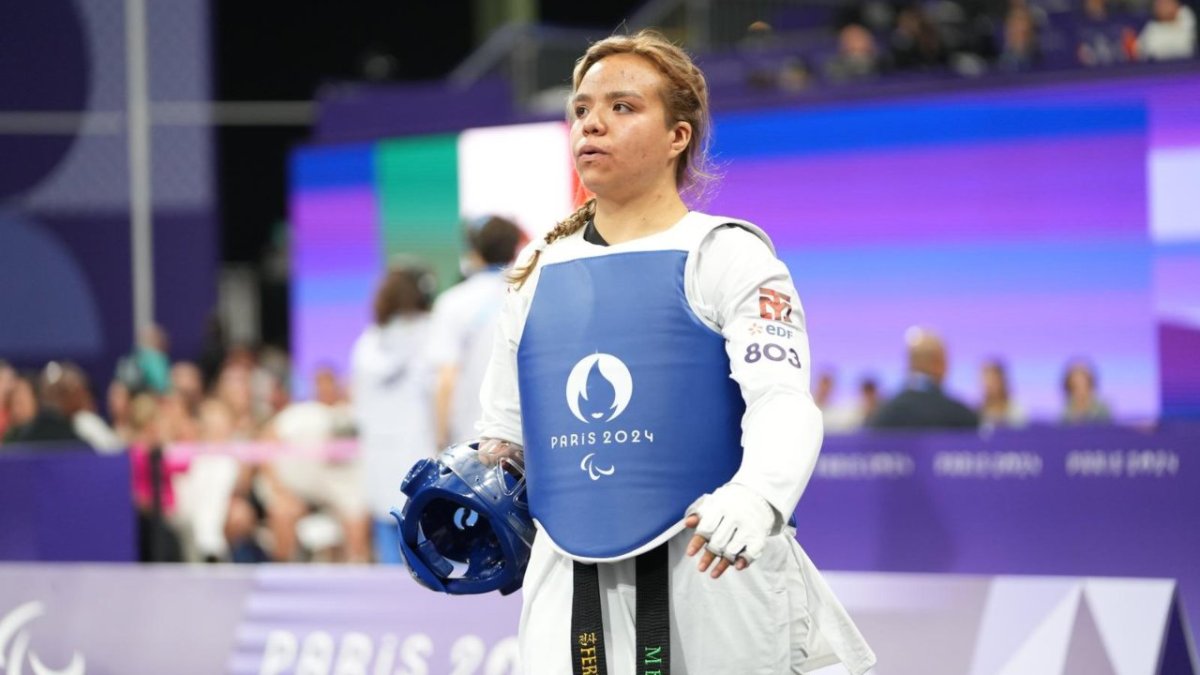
[509, 30, 712, 288]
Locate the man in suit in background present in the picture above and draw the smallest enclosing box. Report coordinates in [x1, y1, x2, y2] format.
[869, 327, 979, 430]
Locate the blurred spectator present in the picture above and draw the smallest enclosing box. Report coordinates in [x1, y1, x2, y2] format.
[107, 379, 134, 442]
[1076, 0, 1138, 65]
[869, 327, 980, 429]
[891, 5, 949, 69]
[820, 371, 881, 434]
[351, 263, 438, 563]
[2, 374, 40, 444]
[978, 358, 1027, 428]
[857, 377, 884, 424]
[197, 314, 228, 391]
[825, 23, 889, 81]
[215, 361, 262, 439]
[171, 361, 205, 416]
[262, 366, 370, 562]
[1137, 0, 1197, 59]
[48, 361, 123, 452]
[128, 393, 184, 561]
[998, 5, 1042, 70]
[196, 398, 267, 563]
[1061, 359, 1112, 424]
[0, 360, 15, 438]
[3, 366, 84, 445]
[778, 57, 815, 93]
[115, 324, 172, 395]
[428, 215, 524, 449]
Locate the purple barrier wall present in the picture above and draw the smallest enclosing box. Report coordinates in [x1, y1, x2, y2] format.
[0, 449, 135, 562]
[0, 565, 1191, 674]
[795, 424, 1200, 638]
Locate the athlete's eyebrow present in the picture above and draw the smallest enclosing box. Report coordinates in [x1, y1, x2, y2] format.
[572, 90, 646, 104]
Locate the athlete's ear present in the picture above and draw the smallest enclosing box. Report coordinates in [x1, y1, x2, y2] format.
[668, 121, 692, 159]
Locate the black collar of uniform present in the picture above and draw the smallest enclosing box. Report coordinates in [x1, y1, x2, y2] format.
[583, 219, 610, 247]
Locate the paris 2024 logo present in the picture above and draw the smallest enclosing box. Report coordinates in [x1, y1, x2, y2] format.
[555, 353, 655, 481]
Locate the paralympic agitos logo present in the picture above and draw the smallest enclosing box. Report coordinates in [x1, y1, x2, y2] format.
[0, 601, 86, 675]
[553, 353, 656, 481]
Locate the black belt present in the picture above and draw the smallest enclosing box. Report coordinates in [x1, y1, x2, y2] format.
[572, 544, 671, 675]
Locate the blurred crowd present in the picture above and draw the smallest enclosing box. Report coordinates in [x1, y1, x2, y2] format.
[732, 0, 1196, 92]
[815, 326, 1114, 434]
[0, 217, 1122, 565]
[0, 216, 525, 566]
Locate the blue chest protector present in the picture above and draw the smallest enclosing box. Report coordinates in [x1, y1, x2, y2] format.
[517, 249, 745, 560]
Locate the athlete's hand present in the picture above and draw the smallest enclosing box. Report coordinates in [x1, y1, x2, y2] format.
[685, 484, 778, 579]
[476, 438, 524, 469]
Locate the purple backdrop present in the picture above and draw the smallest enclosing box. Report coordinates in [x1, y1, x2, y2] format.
[796, 424, 1200, 637]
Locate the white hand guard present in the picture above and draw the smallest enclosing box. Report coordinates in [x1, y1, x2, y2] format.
[686, 483, 780, 564]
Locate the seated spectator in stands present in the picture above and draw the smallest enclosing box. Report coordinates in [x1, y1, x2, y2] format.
[821, 372, 886, 434]
[1, 373, 39, 445]
[128, 393, 185, 561]
[261, 366, 371, 562]
[869, 327, 980, 430]
[2, 365, 84, 446]
[978, 358, 1027, 428]
[1076, 0, 1139, 65]
[1137, 0, 1197, 60]
[107, 379, 134, 442]
[0, 360, 15, 438]
[1061, 358, 1112, 424]
[890, 5, 949, 69]
[170, 361, 205, 417]
[824, 23, 889, 81]
[998, 5, 1042, 70]
[49, 362, 123, 452]
[115, 324, 172, 395]
[857, 376, 884, 425]
[195, 397, 266, 563]
[215, 361, 262, 439]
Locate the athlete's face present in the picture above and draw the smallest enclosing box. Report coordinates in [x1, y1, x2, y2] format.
[570, 53, 691, 200]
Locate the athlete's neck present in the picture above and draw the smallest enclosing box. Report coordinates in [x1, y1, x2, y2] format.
[591, 186, 688, 245]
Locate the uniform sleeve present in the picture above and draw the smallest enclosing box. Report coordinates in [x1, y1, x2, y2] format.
[692, 226, 823, 521]
[474, 248, 539, 446]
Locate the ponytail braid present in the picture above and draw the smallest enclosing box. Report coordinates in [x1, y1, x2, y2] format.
[508, 198, 596, 288]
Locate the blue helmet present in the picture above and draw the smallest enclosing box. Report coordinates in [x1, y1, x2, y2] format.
[391, 441, 534, 595]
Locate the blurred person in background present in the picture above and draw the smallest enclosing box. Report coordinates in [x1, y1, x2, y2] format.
[198, 398, 267, 563]
[49, 362, 123, 452]
[351, 263, 437, 563]
[817, 369, 865, 433]
[998, 4, 1042, 71]
[0, 360, 16, 438]
[107, 379, 134, 442]
[1076, 0, 1138, 65]
[824, 23, 889, 81]
[870, 327, 979, 429]
[890, 4, 949, 69]
[1, 373, 40, 445]
[3, 365, 84, 445]
[115, 324, 172, 395]
[261, 365, 370, 562]
[1061, 358, 1112, 424]
[1137, 0, 1197, 59]
[215, 360, 263, 439]
[978, 358, 1027, 428]
[427, 215, 524, 449]
[855, 376, 884, 428]
[170, 361, 205, 417]
[128, 393, 184, 561]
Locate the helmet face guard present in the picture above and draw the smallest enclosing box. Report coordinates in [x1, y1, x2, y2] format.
[391, 442, 533, 595]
